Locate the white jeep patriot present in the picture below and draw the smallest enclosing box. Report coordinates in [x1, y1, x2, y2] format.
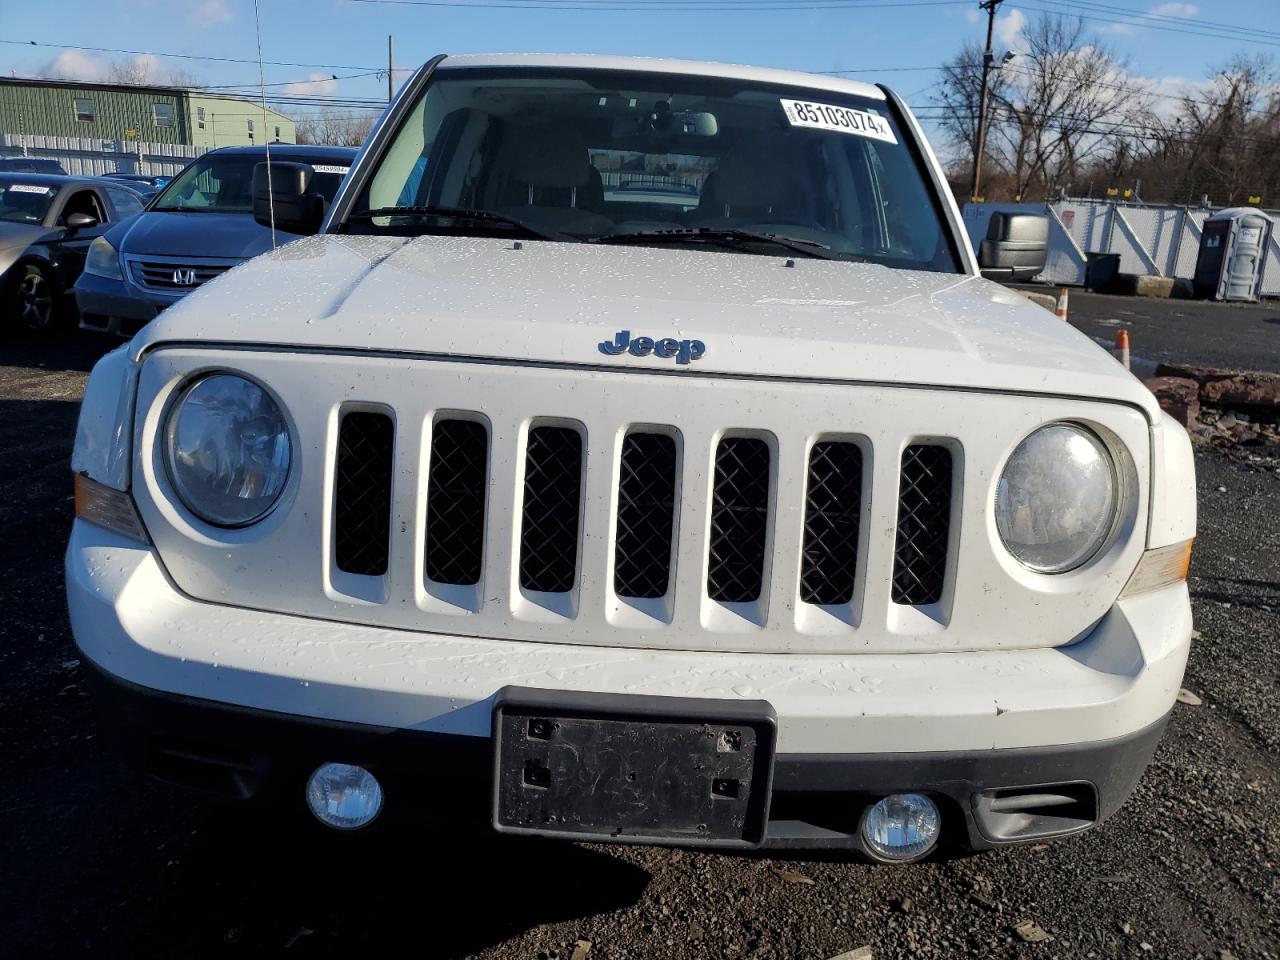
[66, 54, 1196, 860]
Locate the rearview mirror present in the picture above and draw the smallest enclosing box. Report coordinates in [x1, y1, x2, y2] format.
[253, 161, 325, 235]
[978, 213, 1048, 282]
[65, 211, 98, 230]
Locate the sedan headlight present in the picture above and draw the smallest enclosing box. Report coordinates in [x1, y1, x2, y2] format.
[165, 374, 292, 527]
[84, 235, 123, 280]
[994, 423, 1119, 573]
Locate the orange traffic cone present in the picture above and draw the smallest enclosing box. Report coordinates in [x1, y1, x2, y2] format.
[1114, 329, 1130, 370]
[1055, 288, 1069, 320]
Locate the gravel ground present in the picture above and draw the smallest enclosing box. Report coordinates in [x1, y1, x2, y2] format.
[2, 333, 1277, 960]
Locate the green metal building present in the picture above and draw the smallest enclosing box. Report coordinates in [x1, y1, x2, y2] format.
[0, 77, 295, 147]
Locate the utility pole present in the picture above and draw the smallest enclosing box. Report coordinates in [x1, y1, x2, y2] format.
[387, 35, 395, 101]
[969, 0, 1002, 202]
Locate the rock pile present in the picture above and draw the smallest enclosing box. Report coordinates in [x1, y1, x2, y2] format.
[1143, 364, 1280, 447]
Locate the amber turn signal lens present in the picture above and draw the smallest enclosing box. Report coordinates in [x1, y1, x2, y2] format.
[1120, 540, 1192, 597]
[75, 474, 149, 544]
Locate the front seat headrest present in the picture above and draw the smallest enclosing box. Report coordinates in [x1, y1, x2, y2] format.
[715, 138, 796, 210]
[510, 122, 591, 189]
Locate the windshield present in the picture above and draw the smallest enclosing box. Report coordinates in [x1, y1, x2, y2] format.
[152, 155, 348, 214]
[0, 180, 57, 224]
[348, 67, 959, 272]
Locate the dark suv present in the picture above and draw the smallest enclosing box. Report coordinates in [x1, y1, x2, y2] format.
[74, 144, 357, 336]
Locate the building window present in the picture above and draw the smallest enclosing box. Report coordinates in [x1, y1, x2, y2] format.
[73, 98, 96, 123]
[153, 102, 176, 128]
[274, 125, 281, 141]
[247, 119, 255, 142]
[197, 106, 206, 130]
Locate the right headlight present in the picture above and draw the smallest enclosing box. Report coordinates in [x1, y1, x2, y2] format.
[994, 423, 1119, 573]
[164, 373, 292, 527]
[84, 235, 123, 281]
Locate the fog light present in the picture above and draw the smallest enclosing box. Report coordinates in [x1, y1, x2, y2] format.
[860, 793, 941, 862]
[306, 763, 383, 830]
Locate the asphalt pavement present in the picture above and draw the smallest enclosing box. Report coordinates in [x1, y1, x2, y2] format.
[1042, 288, 1280, 373]
[2, 321, 1277, 959]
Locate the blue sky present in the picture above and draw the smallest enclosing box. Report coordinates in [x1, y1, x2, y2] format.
[1, 0, 1275, 137]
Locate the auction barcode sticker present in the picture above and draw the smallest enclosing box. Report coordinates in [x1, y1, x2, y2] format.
[8, 184, 54, 194]
[780, 99, 897, 144]
[311, 164, 350, 175]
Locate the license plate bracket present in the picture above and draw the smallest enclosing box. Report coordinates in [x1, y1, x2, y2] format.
[492, 688, 776, 848]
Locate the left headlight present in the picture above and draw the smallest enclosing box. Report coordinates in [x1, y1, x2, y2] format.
[994, 423, 1119, 573]
[84, 235, 123, 281]
[165, 373, 292, 527]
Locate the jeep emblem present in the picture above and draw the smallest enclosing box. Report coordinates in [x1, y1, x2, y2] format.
[599, 330, 705, 365]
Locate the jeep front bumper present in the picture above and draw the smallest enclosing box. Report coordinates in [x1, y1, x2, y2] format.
[67, 520, 1190, 853]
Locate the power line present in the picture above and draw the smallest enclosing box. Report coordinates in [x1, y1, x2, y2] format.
[1039, 0, 1280, 42]
[0, 38, 379, 71]
[344, 0, 969, 9]
[1023, 1, 1280, 48]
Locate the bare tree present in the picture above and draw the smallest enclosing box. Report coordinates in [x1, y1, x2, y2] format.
[934, 14, 1147, 200]
[934, 41, 1011, 192]
[105, 57, 203, 89]
[295, 110, 376, 146]
[107, 57, 155, 86]
[1071, 53, 1280, 206]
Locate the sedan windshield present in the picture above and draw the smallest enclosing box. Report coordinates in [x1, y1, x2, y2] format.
[152, 155, 348, 214]
[348, 67, 959, 272]
[0, 180, 57, 224]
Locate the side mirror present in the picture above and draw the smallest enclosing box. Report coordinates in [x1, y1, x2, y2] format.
[253, 161, 325, 235]
[978, 213, 1048, 282]
[65, 211, 99, 231]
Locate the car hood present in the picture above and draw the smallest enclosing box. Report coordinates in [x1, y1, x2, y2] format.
[134, 234, 1156, 416]
[118, 210, 298, 259]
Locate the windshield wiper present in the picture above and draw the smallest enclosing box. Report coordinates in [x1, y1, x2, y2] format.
[590, 227, 837, 260]
[346, 204, 571, 242]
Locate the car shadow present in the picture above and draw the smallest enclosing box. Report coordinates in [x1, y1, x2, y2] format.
[23, 773, 653, 958]
[0, 332, 121, 373]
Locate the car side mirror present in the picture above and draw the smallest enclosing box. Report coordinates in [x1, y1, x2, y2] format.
[65, 211, 99, 231]
[253, 161, 325, 235]
[978, 213, 1048, 282]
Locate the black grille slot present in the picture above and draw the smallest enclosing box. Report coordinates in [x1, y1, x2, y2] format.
[800, 441, 863, 605]
[334, 411, 395, 576]
[519, 426, 583, 593]
[614, 433, 678, 599]
[891, 444, 953, 605]
[706, 437, 771, 603]
[425, 419, 488, 585]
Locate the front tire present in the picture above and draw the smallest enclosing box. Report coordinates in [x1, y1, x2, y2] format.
[9, 263, 62, 335]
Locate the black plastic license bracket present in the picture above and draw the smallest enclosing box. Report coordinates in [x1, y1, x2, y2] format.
[492, 687, 777, 848]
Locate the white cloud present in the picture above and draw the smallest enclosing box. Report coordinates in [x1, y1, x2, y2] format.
[966, 8, 979, 23]
[281, 72, 339, 96]
[190, 0, 234, 27]
[41, 50, 111, 81]
[996, 8, 1028, 51]
[1148, 2, 1197, 17]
